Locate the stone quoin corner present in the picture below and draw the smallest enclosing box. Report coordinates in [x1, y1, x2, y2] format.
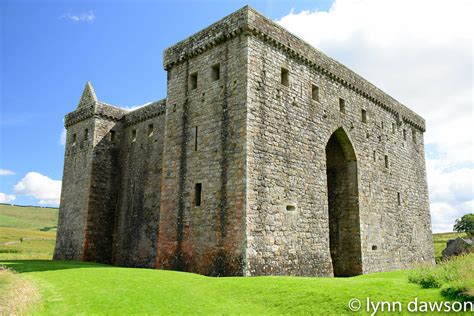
[54, 5, 434, 277]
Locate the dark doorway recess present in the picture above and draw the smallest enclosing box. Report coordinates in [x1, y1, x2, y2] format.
[325, 128, 362, 277]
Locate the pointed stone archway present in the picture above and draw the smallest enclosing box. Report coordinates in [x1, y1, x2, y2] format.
[325, 128, 362, 276]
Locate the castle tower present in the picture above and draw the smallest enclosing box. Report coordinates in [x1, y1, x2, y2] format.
[54, 82, 126, 263]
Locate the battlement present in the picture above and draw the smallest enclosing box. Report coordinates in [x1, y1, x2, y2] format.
[123, 99, 166, 127]
[164, 6, 425, 131]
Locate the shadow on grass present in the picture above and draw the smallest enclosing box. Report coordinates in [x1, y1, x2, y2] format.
[0, 260, 111, 273]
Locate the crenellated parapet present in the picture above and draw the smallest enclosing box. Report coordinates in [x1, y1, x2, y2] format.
[164, 6, 425, 132]
[123, 99, 166, 127]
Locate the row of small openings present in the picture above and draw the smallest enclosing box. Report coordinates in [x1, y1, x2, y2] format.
[71, 128, 88, 146]
[189, 63, 220, 90]
[281, 68, 420, 142]
[131, 124, 154, 142]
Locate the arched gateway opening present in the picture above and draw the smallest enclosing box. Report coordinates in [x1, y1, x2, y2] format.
[325, 128, 362, 277]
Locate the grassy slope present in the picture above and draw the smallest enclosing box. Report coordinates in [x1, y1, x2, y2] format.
[1, 260, 449, 315]
[0, 204, 58, 229]
[0, 204, 57, 260]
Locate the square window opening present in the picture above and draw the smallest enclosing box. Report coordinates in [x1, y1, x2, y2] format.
[189, 72, 198, 90]
[148, 124, 154, 137]
[339, 98, 346, 113]
[362, 109, 367, 123]
[281, 68, 289, 87]
[211, 64, 220, 81]
[311, 85, 319, 101]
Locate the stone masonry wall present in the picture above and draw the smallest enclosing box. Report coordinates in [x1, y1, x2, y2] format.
[245, 14, 434, 275]
[157, 33, 248, 276]
[113, 101, 166, 268]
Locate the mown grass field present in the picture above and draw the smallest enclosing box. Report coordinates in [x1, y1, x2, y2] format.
[0, 204, 472, 315]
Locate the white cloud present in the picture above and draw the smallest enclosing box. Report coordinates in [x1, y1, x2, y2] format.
[60, 10, 95, 23]
[59, 128, 67, 146]
[0, 192, 16, 203]
[277, 0, 473, 233]
[14, 172, 62, 205]
[0, 169, 15, 176]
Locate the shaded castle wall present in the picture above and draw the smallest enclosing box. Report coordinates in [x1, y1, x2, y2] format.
[54, 117, 94, 260]
[244, 8, 434, 276]
[113, 101, 166, 268]
[55, 103, 126, 262]
[157, 27, 248, 275]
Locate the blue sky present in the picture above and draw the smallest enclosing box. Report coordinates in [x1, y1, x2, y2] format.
[1, 0, 472, 232]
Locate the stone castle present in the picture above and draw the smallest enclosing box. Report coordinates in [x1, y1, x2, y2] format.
[54, 6, 434, 277]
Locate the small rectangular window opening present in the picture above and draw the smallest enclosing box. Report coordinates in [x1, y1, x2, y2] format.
[384, 155, 389, 168]
[373, 150, 376, 162]
[195, 183, 202, 207]
[392, 122, 396, 134]
[189, 72, 198, 90]
[403, 129, 407, 140]
[194, 126, 198, 151]
[361, 109, 367, 123]
[397, 192, 401, 206]
[84, 128, 89, 140]
[311, 84, 319, 101]
[148, 124, 154, 137]
[132, 129, 137, 142]
[412, 128, 417, 143]
[339, 98, 346, 113]
[110, 130, 116, 142]
[211, 64, 220, 81]
[281, 67, 289, 87]
[72, 133, 77, 146]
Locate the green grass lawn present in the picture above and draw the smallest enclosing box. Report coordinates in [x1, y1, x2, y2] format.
[0, 204, 472, 315]
[2, 260, 461, 315]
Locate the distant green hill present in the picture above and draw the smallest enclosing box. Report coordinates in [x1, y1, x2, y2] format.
[0, 204, 58, 230]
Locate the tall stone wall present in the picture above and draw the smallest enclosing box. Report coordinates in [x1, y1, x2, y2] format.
[244, 6, 434, 276]
[113, 101, 166, 268]
[157, 32, 248, 276]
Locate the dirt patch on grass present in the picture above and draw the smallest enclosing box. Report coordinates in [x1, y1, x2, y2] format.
[0, 267, 41, 315]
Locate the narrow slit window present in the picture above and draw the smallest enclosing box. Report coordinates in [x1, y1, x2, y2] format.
[280, 67, 289, 87]
[195, 183, 202, 207]
[194, 126, 198, 151]
[373, 150, 376, 162]
[211, 64, 220, 81]
[148, 124, 154, 137]
[132, 129, 137, 142]
[110, 130, 116, 142]
[384, 155, 389, 168]
[84, 128, 89, 140]
[361, 109, 367, 123]
[392, 122, 396, 134]
[403, 129, 407, 140]
[311, 84, 319, 101]
[339, 98, 345, 113]
[397, 192, 401, 206]
[72, 133, 77, 146]
[189, 72, 198, 90]
[381, 121, 384, 130]
[412, 128, 417, 143]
